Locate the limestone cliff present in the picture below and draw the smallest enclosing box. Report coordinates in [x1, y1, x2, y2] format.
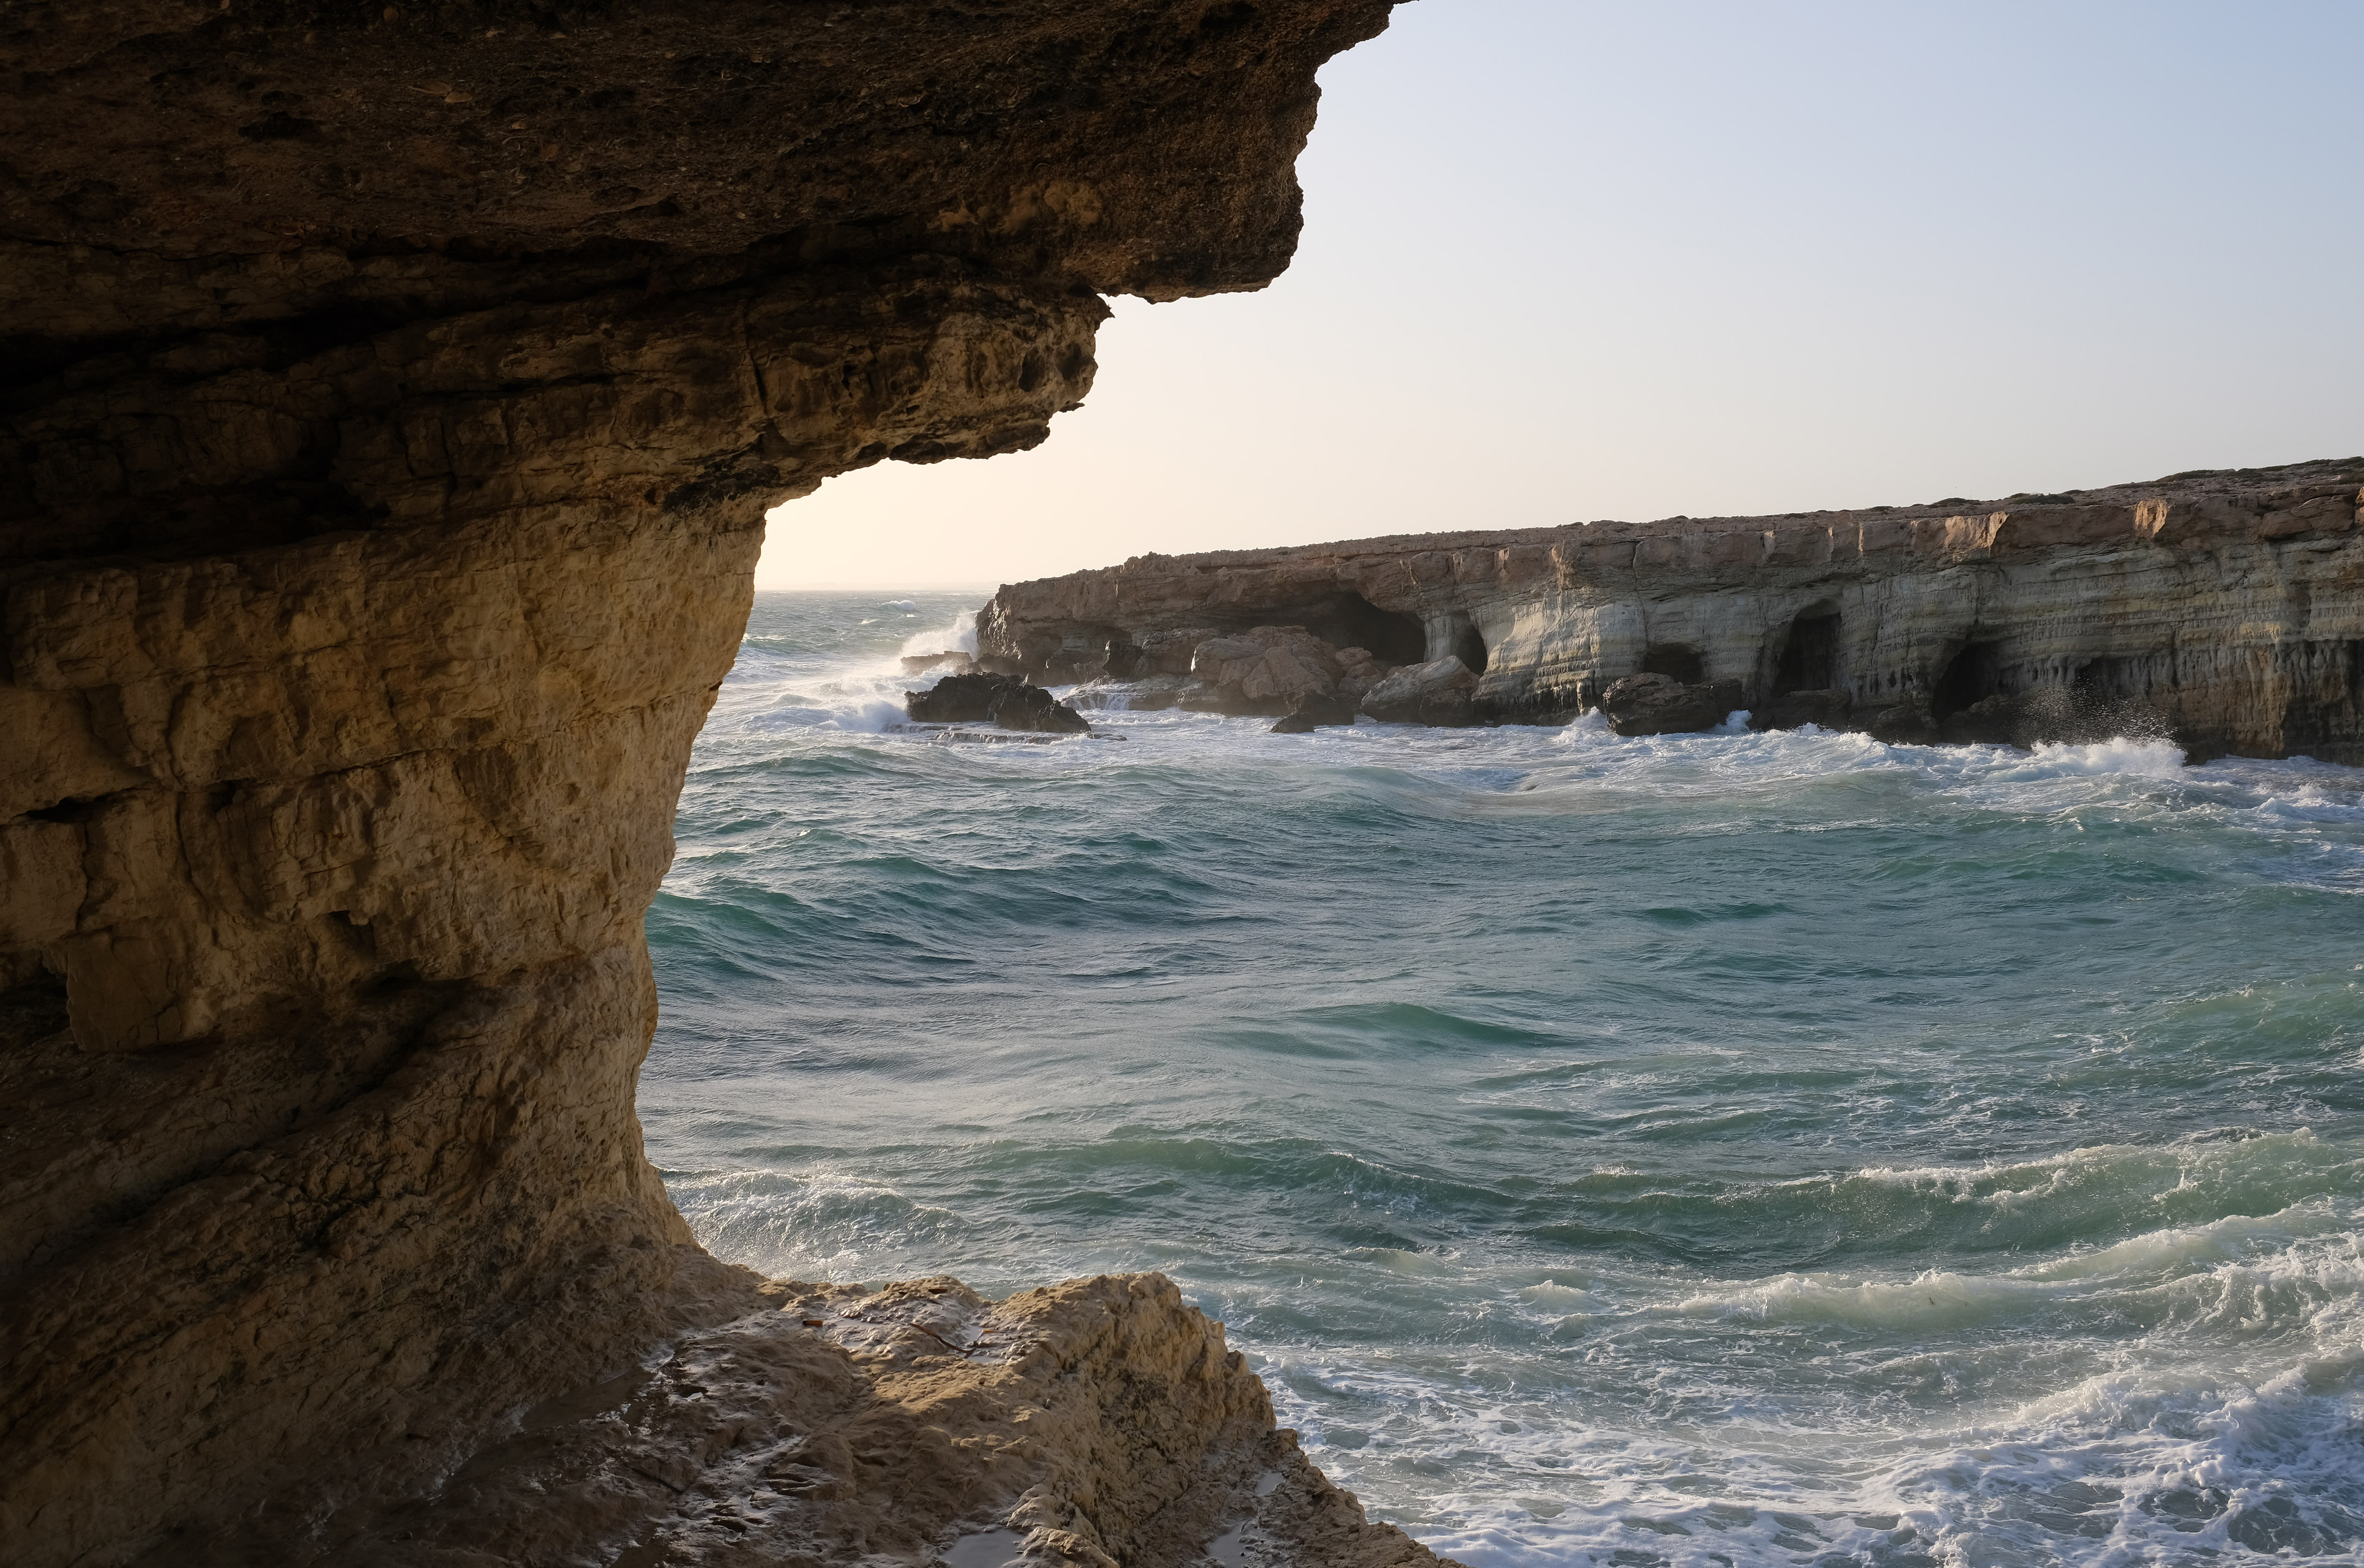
[0, 3, 1437, 1564]
[980, 459, 2364, 760]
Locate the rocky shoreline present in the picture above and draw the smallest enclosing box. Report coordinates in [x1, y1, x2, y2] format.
[154, 1266, 1441, 1567]
[978, 458, 2364, 759]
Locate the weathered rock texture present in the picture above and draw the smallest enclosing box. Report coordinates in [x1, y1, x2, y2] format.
[154, 1272, 1439, 1568]
[980, 459, 2364, 759]
[0, 3, 1433, 1564]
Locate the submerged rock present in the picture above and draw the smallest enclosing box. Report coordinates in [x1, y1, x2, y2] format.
[907, 673, 1088, 733]
[1600, 673, 1742, 736]
[1361, 655, 1481, 726]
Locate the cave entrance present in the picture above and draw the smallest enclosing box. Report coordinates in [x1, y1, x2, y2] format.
[1454, 622, 1490, 674]
[1252, 590, 1425, 664]
[2072, 655, 2140, 700]
[1641, 643, 1704, 684]
[1775, 608, 1842, 692]
[1932, 641, 2006, 718]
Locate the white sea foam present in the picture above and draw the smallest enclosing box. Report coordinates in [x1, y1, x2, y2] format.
[1998, 735, 2190, 779]
[1262, 1201, 2364, 1566]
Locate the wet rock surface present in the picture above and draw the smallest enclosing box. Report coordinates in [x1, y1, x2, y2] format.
[909, 673, 1089, 734]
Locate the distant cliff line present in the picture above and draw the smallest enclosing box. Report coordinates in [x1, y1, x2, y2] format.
[977, 457, 2364, 760]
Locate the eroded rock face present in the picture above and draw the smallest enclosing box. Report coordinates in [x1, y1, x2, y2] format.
[979, 460, 2364, 759]
[0, 3, 1415, 1563]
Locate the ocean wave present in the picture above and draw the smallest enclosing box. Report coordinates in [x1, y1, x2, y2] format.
[648, 594, 2364, 1568]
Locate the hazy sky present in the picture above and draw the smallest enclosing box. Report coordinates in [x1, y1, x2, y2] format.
[758, 0, 2364, 590]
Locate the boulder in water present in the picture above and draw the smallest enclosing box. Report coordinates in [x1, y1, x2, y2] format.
[1938, 693, 2021, 746]
[1360, 655, 1480, 726]
[1270, 692, 1358, 733]
[1867, 702, 1939, 743]
[1333, 646, 1389, 707]
[1600, 673, 1741, 735]
[907, 672, 1089, 733]
[1755, 687, 1852, 731]
[1184, 624, 1346, 715]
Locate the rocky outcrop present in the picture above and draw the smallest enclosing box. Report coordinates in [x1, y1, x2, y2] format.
[0, 3, 1421, 1564]
[148, 1271, 1439, 1566]
[909, 672, 1089, 734]
[979, 459, 2364, 760]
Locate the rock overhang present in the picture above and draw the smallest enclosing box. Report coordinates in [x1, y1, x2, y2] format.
[1, 3, 1443, 1564]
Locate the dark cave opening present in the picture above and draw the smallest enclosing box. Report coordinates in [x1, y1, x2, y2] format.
[1241, 590, 1426, 665]
[1454, 622, 1490, 674]
[1775, 609, 1842, 693]
[1932, 641, 2007, 718]
[2072, 655, 2146, 700]
[1641, 643, 1704, 684]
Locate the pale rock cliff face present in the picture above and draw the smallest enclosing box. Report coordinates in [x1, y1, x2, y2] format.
[980, 460, 2364, 760]
[0, 3, 1437, 1564]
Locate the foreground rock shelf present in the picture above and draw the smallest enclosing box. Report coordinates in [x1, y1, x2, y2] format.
[0, 3, 1436, 1563]
[979, 459, 2364, 758]
[162, 1271, 1437, 1566]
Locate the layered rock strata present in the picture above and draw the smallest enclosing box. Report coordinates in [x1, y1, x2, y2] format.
[0, 2, 1430, 1563]
[980, 459, 2364, 759]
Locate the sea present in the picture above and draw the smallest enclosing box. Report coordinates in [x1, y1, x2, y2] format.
[639, 590, 2364, 1567]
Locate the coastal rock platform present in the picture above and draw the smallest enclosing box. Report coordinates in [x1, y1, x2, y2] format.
[979, 459, 2364, 760]
[157, 1270, 1439, 1568]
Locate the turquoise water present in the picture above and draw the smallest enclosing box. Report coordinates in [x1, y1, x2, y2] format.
[641, 591, 2364, 1566]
